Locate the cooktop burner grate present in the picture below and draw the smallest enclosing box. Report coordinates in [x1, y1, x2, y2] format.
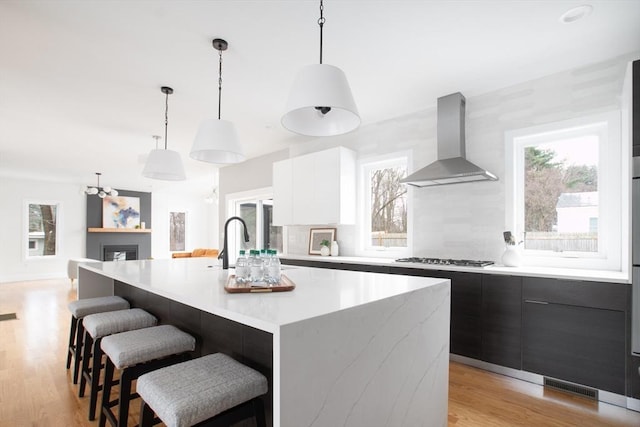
[395, 257, 494, 267]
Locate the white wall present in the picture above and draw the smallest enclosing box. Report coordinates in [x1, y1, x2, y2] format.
[0, 176, 218, 282]
[271, 52, 639, 262]
[218, 149, 289, 242]
[0, 177, 85, 282]
[151, 188, 218, 259]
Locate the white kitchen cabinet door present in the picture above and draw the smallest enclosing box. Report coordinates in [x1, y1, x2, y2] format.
[273, 146, 355, 225]
[272, 158, 293, 226]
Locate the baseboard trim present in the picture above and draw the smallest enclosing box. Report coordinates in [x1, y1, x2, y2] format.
[0, 273, 66, 284]
[449, 354, 633, 411]
[628, 397, 640, 412]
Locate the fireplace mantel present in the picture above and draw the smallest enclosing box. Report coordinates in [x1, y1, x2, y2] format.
[88, 228, 151, 233]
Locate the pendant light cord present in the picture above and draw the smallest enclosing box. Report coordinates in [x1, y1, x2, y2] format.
[218, 47, 223, 120]
[318, 0, 325, 64]
[164, 90, 169, 150]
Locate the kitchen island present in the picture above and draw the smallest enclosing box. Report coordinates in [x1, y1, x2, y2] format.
[79, 258, 451, 427]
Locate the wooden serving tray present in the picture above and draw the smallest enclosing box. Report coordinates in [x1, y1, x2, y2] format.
[224, 274, 296, 293]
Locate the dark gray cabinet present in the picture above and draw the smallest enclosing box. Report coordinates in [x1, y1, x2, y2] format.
[481, 275, 522, 369]
[282, 258, 633, 395]
[390, 267, 484, 359]
[522, 277, 627, 394]
[283, 258, 390, 274]
[448, 272, 483, 359]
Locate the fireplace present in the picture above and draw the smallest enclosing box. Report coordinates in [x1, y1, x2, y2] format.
[103, 244, 138, 261]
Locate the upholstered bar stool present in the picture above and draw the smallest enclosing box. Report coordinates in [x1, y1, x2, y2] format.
[137, 353, 268, 427]
[67, 296, 130, 384]
[99, 325, 196, 427]
[79, 308, 158, 420]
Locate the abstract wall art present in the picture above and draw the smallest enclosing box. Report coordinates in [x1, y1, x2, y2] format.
[103, 196, 141, 229]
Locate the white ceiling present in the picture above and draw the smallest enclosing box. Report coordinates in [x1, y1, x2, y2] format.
[1, 1, 639, 195]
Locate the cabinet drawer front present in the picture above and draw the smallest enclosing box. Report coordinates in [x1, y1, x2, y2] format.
[523, 277, 627, 311]
[522, 301, 625, 394]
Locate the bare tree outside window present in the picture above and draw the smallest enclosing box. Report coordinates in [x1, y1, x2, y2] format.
[369, 164, 407, 248]
[169, 212, 186, 251]
[28, 203, 58, 256]
[523, 135, 598, 253]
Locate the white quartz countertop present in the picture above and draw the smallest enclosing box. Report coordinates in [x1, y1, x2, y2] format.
[82, 258, 449, 333]
[280, 254, 630, 284]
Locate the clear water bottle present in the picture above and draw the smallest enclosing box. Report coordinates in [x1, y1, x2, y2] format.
[249, 250, 264, 283]
[267, 249, 281, 284]
[235, 250, 249, 284]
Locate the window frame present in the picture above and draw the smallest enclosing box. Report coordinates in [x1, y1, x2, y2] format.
[24, 199, 62, 260]
[356, 151, 413, 258]
[225, 187, 283, 265]
[505, 111, 623, 271]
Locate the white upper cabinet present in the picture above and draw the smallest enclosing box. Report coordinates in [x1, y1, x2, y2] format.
[272, 156, 293, 226]
[273, 146, 356, 225]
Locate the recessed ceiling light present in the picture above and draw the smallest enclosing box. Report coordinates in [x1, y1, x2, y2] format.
[559, 4, 593, 24]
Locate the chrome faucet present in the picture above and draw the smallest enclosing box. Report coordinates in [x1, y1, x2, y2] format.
[218, 216, 250, 269]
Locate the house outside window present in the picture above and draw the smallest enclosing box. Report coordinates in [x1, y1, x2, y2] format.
[357, 153, 412, 257]
[505, 112, 623, 270]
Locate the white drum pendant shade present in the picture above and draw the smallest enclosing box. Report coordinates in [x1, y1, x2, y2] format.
[190, 118, 245, 164]
[282, 64, 360, 137]
[142, 148, 186, 181]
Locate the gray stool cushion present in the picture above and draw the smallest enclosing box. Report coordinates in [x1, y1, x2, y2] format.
[68, 296, 129, 318]
[83, 308, 157, 339]
[101, 325, 195, 369]
[137, 353, 268, 427]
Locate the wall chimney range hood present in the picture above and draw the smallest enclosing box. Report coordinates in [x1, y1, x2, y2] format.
[401, 92, 498, 187]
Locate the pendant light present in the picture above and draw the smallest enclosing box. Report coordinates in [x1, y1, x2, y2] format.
[142, 86, 186, 181]
[282, 0, 360, 137]
[85, 172, 118, 198]
[190, 39, 245, 164]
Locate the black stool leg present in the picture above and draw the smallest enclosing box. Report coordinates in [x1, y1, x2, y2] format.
[118, 368, 133, 427]
[139, 399, 156, 427]
[99, 357, 115, 427]
[73, 318, 85, 384]
[79, 330, 94, 397]
[66, 315, 77, 369]
[254, 398, 266, 427]
[88, 337, 104, 420]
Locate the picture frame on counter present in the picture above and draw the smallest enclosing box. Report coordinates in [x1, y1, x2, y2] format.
[309, 228, 336, 255]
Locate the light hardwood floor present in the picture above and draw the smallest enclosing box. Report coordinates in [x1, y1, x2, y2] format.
[1, 278, 640, 427]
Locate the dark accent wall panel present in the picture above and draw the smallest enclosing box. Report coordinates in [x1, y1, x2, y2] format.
[633, 59, 639, 157]
[85, 189, 152, 260]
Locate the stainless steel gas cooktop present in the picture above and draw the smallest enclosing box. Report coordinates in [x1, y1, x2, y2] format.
[395, 257, 494, 267]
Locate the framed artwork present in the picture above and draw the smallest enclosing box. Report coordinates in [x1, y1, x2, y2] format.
[309, 228, 336, 255]
[170, 211, 186, 252]
[103, 196, 140, 229]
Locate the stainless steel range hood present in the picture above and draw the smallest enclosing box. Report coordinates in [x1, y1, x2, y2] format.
[401, 92, 498, 187]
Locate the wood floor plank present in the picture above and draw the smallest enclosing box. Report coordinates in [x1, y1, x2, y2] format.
[0, 278, 639, 426]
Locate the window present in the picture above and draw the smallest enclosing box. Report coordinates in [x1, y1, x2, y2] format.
[357, 153, 412, 256]
[25, 201, 61, 258]
[225, 188, 283, 266]
[506, 112, 623, 270]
